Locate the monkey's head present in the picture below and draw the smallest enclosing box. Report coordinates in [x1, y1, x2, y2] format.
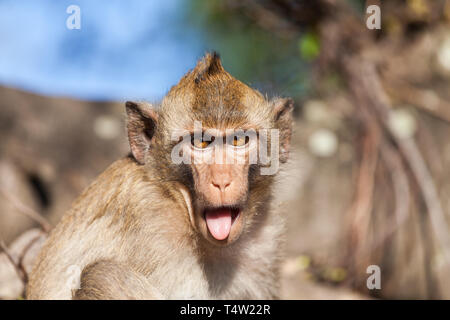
[126, 52, 293, 246]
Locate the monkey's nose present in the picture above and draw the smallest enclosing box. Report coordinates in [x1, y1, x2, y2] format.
[211, 180, 231, 192]
[211, 164, 232, 192]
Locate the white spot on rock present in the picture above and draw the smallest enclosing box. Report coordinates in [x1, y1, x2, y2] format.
[94, 115, 121, 140]
[388, 108, 417, 139]
[308, 129, 338, 158]
[437, 36, 450, 72]
[304, 100, 329, 124]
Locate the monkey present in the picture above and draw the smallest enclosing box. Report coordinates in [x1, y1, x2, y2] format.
[26, 52, 294, 300]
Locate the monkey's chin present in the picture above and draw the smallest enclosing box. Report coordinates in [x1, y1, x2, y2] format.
[198, 206, 244, 246]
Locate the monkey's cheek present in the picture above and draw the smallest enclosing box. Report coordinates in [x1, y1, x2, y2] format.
[227, 213, 245, 244]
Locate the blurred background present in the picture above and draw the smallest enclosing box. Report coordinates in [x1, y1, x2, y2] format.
[1, 0, 450, 299]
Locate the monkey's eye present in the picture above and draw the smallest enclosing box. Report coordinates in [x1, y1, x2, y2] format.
[191, 135, 214, 149]
[229, 134, 249, 147]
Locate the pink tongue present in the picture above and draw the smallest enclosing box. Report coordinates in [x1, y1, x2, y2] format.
[205, 209, 232, 240]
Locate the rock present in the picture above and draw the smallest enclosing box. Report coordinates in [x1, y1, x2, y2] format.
[0, 229, 47, 299]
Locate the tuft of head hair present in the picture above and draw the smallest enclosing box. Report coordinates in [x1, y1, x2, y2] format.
[192, 52, 226, 84]
[165, 51, 232, 97]
[161, 52, 269, 130]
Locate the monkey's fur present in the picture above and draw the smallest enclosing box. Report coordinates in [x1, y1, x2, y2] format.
[27, 53, 294, 299]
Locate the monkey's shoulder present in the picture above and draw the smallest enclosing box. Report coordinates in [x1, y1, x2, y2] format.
[53, 157, 175, 229]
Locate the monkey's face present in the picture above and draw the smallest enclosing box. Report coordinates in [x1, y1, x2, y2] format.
[125, 53, 294, 247]
[180, 128, 257, 245]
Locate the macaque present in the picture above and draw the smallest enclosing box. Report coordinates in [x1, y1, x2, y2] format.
[26, 52, 294, 300]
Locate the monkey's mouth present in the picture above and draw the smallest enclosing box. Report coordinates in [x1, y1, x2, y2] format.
[203, 207, 240, 241]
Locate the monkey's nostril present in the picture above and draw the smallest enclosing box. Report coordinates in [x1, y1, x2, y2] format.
[212, 182, 231, 192]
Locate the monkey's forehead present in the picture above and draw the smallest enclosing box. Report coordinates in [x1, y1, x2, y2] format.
[160, 109, 273, 135]
[160, 99, 273, 132]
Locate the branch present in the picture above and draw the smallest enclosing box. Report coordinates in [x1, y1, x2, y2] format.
[385, 81, 450, 124]
[345, 57, 450, 265]
[0, 240, 27, 284]
[0, 186, 51, 233]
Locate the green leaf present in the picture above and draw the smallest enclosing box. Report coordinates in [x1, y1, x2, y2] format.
[299, 32, 320, 61]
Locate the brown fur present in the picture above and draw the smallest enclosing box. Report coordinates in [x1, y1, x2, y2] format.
[27, 53, 293, 300]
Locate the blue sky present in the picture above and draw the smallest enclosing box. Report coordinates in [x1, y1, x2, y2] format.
[0, 0, 205, 101]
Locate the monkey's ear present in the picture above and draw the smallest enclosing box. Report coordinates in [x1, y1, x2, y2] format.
[273, 98, 294, 163]
[125, 101, 158, 165]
